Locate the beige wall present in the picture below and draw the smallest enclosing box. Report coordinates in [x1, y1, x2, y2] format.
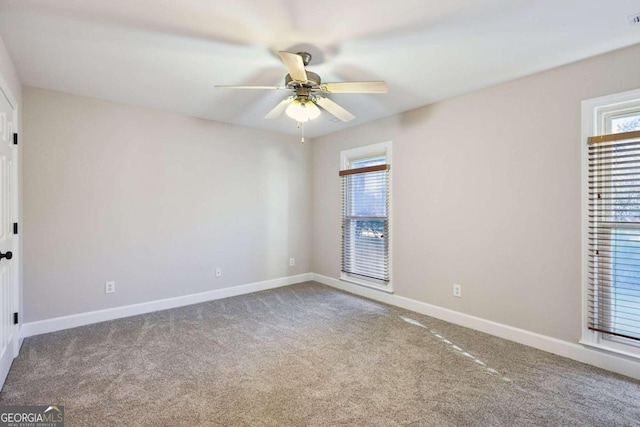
[19, 41, 640, 343]
[24, 87, 311, 322]
[312, 43, 640, 344]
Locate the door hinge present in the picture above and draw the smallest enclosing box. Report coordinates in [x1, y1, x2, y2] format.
[13, 312, 18, 325]
[13, 133, 18, 145]
[13, 222, 18, 235]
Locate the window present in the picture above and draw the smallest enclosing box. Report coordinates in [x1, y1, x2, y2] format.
[340, 142, 392, 292]
[582, 88, 640, 356]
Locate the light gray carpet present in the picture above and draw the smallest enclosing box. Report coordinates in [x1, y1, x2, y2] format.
[1, 282, 639, 426]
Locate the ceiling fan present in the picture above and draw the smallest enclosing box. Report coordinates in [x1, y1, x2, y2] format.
[215, 51, 387, 124]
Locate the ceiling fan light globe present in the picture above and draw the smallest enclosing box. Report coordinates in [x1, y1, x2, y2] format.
[307, 101, 321, 120]
[285, 99, 321, 122]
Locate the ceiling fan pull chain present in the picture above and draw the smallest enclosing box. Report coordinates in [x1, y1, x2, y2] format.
[300, 122, 305, 144]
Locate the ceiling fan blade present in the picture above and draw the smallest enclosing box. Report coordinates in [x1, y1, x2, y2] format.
[319, 81, 388, 94]
[265, 96, 295, 119]
[313, 96, 355, 122]
[278, 51, 308, 83]
[215, 85, 288, 90]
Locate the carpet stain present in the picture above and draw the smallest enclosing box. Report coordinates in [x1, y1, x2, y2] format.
[401, 315, 512, 382]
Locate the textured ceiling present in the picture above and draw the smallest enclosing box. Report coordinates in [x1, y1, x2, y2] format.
[1, 0, 639, 137]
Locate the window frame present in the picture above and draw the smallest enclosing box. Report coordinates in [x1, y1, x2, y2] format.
[581, 88, 640, 359]
[340, 141, 393, 293]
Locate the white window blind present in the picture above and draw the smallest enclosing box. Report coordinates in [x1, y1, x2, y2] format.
[588, 129, 640, 342]
[340, 163, 390, 283]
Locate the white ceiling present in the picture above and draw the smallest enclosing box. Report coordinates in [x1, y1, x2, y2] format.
[1, 0, 639, 138]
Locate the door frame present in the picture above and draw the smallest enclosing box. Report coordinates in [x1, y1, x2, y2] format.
[0, 71, 21, 361]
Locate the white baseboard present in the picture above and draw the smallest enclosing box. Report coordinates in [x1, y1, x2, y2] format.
[18, 272, 640, 380]
[312, 273, 640, 381]
[21, 273, 313, 338]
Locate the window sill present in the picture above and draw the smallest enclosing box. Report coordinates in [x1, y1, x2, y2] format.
[340, 274, 394, 294]
[579, 339, 640, 361]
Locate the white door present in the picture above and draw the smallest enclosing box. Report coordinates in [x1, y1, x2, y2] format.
[0, 85, 18, 389]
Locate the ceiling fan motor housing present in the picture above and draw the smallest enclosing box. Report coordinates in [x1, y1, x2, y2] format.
[285, 71, 321, 89]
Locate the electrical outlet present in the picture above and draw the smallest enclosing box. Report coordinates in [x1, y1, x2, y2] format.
[105, 281, 116, 294]
[453, 283, 462, 298]
[215, 268, 222, 278]
[289, 258, 295, 267]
